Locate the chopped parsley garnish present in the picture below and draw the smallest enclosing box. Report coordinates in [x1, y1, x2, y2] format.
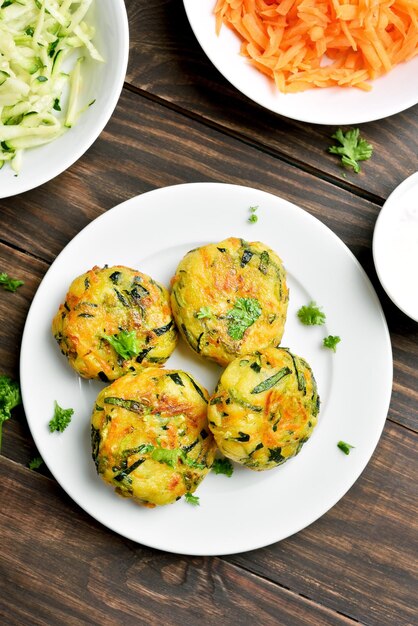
[184, 492, 200, 506]
[329, 128, 373, 174]
[337, 441, 355, 455]
[0, 375, 21, 450]
[323, 335, 341, 352]
[248, 205, 259, 223]
[53, 98, 61, 111]
[212, 458, 234, 477]
[28, 456, 43, 470]
[103, 330, 139, 360]
[297, 301, 326, 326]
[196, 306, 212, 319]
[48, 401, 74, 433]
[227, 297, 261, 340]
[0, 272, 24, 292]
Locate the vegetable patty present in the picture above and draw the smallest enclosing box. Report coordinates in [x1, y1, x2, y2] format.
[91, 368, 217, 507]
[171, 237, 289, 366]
[208, 347, 320, 470]
[52, 265, 177, 381]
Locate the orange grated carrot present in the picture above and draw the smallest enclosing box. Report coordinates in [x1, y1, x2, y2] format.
[214, 0, 418, 92]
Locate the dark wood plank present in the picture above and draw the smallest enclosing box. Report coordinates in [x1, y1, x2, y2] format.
[124, 0, 418, 202]
[228, 421, 418, 626]
[0, 456, 354, 626]
[0, 92, 416, 434]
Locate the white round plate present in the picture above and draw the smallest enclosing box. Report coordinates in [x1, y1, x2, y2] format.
[0, 0, 129, 199]
[20, 183, 392, 555]
[183, 0, 418, 125]
[373, 172, 418, 322]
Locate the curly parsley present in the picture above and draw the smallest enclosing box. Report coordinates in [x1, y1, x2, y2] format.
[323, 335, 341, 352]
[28, 456, 43, 470]
[227, 297, 261, 340]
[297, 301, 326, 326]
[196, 306, 212, 319]
[329, 128, 373, 174]
[248, 205, 259, 223]
[103, 330, 139, 360]
[0, 272, 24, 292]
[48, 401, 74, 433]
[184, 492, 200, 506]
[212, 458, 234, 477]
[0, 375, 21, 450]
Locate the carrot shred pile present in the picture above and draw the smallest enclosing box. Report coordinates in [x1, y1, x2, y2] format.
[214, 0, 418, 92]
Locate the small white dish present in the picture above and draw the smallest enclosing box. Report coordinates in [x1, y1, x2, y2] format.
[183, 0, 418, 125]
[20, 183, 393, 555]
[0, 0, 129, 199]
[373, 172, 418, 323]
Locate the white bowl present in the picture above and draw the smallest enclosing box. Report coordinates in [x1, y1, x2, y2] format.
[0, 0, 129, 199]
[183, 0, 418, 125]
[373, 172, 418, 322]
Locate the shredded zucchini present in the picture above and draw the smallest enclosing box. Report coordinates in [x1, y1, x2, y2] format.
[0, 0, 103, 173]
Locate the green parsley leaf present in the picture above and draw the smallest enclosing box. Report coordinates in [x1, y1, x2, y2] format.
[184, 492, 200, 506]
[151, 447, 182, 468]
[212, 457, 234, 477]
[323, 335, 341, 352]
[297, 301, 326, 326]
[248, 214, 258, 223]
[227, 297, 261, 340]
[329, 128, 373, 174]
[0, 375, 21, 450]
[53, 98, 61, 111]
[48, 401, 74, 433]
[337, 441, 355, 455]
[25, 26, 35, 37]
[103, 330, 139, 360]
[28, 456, 43, 470]
[0, 272, 24, 292]
[196, 306, 212, 319]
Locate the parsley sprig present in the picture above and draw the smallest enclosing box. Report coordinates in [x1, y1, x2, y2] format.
[0, 272, 24, 292]
[297, 301, 326, 326]
[227, 297, 261, 340]
[323, 335, 341, 352]
[103, 330, 139, 360]
[329, 128, 373, 173]
[28, 456, 43, 470]
[212, 457, 234, 477]
[48, 401, 74, 433]
[184, 492, 200, 506]
[0, 375, 21, 450]
[196, 306, 212, 319]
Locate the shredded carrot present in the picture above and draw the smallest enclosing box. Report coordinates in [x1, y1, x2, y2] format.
[214, 0, 418, 92]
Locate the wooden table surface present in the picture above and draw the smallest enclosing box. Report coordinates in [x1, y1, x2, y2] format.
[1, 1, 417, 624]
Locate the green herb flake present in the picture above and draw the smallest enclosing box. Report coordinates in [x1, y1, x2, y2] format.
[0, 272, 24, 292]
[25, 26, 34, 36]
[329, 128, 373, 174]
[297, 301, 326, 326]
[36, 76, 48, 82]
[323, 335, 341, 352]
[184, 492, 200, 506]
[48, 401, 74, 433]
[212, 458, 234, 477]
[196, 306, 212, 319]
[151, 447, 182, 468]
[337, 441, 355, 455]
[0, 375, 21, 450]
[53, 98, 61, 111]
[28, 456, 43, 470]
[227, 297, 261, 340]
[248, 205, 259, 223]
[103, 330, 139, 360]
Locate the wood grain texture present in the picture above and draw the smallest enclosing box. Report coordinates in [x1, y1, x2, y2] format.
[0, 91, 416, 433]
[229, 421, 418, 626]
[124, 0, 418, 201]
[0, 456, 355, 626]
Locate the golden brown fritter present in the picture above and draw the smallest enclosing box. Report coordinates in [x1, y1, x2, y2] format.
[52, 265, 177, 381]
[171, 237, 288, 366]
[208, 347, 320, 470]
[91, 368, 217, 506]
